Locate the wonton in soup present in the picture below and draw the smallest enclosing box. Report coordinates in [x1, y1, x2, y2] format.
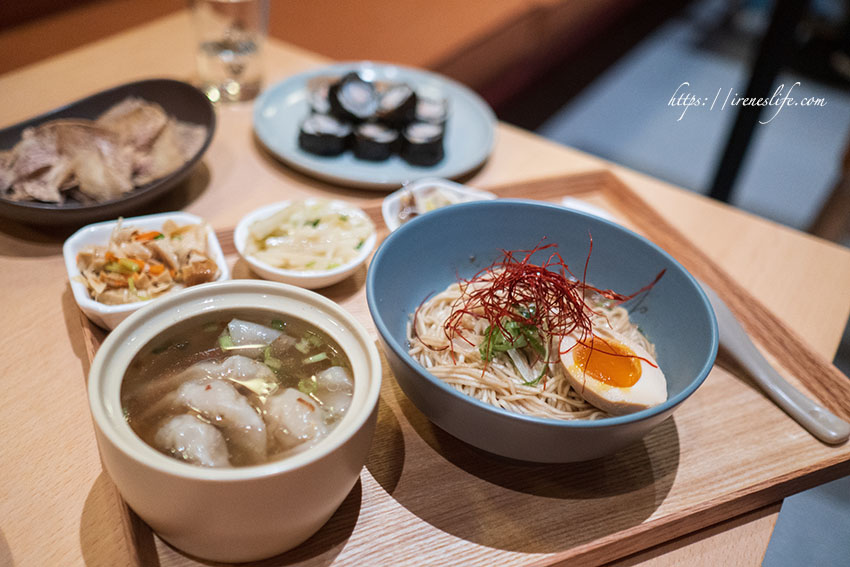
[121, 310, 354, 467]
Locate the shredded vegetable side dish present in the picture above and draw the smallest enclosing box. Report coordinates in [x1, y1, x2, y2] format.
[246, 200, 375, 271]
[75, 219, 219, 305]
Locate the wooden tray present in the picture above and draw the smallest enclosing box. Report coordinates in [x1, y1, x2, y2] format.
[78, 170, 850, 567]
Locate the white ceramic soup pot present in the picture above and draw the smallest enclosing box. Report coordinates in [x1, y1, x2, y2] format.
[87, 280, 382, 562]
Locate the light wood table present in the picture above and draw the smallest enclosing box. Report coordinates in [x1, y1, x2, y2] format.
[1, 11, 849, 567]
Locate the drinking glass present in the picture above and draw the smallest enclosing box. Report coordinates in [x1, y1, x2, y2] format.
[191, 0, 269, 103]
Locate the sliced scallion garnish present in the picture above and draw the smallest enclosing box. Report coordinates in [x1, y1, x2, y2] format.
[265, 356, 282, 371]
[302, 352, 328, 364]
[298, 377, 317, 395]
[218, 334, 234, 350]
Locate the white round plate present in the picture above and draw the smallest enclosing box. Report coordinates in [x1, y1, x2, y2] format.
[253, 61, 496, 190]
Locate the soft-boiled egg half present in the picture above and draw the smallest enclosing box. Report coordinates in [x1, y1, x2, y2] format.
[559, 328, 667, 415]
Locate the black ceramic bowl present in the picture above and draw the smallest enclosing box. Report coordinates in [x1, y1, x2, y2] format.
[0, 78, 215, 227]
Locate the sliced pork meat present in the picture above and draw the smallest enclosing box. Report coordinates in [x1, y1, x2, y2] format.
[132, 120, 187, 186]
[12, 125, 60, 178]
[0, 97, 208, 204]
[175, 122, 208, 160]
[15, 156, 74, 203]
[54, 122, 134, 201]
[96, 97, 168, 150]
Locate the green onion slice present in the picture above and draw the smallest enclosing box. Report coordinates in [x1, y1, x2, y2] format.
[303, 352, 328, 364]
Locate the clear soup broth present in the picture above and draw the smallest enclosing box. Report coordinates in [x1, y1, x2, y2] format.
[122, 309, 353, 467]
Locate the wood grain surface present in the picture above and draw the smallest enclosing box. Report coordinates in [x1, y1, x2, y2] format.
[78, 171, 850, 567]
[3, 11, 850, 567]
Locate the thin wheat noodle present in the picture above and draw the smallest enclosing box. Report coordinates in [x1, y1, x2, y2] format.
[407, 281, 656, 421]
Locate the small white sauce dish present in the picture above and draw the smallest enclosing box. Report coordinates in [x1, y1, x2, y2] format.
[87, 280, 382, 562]
[63, 211, 230, 330]
[381, 177, 497, 232]
[234, 199, 377, 289]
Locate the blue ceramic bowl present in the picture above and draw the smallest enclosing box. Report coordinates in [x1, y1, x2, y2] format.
[366, 199, 718, 462]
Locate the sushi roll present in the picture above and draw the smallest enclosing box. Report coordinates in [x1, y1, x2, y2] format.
[401, 122, 444, 166]
[298, 114, 352, 156]
[376, 83, 418, 127]
[415, 97, 449, 125]
[305, 76, 334, 114]
[328, 72, 379, 122]
[352, 123, 399, 161]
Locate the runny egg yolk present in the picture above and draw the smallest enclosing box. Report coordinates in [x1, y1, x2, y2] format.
[572, 336, 642, 388]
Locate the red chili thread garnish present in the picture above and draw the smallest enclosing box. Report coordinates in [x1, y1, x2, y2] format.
[433, 240, 664, 371]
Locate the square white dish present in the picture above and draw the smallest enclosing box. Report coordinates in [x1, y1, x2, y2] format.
[63, 211, 230, 330]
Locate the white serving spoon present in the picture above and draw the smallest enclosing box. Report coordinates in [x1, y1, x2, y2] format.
[700, 282, 850, 445]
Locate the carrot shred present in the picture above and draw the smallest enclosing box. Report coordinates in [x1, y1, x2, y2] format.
[149, 263, 165, 275]
[134, 231, 163, 242]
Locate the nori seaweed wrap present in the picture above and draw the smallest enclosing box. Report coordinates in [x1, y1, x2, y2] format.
[376, 83, 418, 127]
[401, 122, 444, 166]
[352, 123, 399, 161]
[298, 114, 352, 156]
[414, 97, 449, 125]
[305, 76, 334, 114]
[328, 72, 380, 123]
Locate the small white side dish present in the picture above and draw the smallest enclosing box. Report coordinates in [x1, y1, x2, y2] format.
[381, 177, 496, 232]
[63, 212, 230, 330]
[234, 199, 377, 289]
[87, 280, 382, 562]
